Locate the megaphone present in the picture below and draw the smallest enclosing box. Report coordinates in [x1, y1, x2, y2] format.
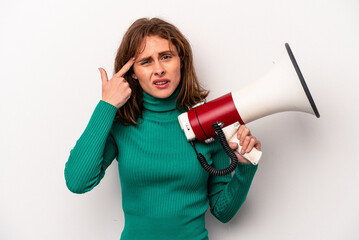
[178, 43, 320, 175]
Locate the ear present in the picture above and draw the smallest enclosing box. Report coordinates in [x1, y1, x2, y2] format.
[132, 73, 138, 79]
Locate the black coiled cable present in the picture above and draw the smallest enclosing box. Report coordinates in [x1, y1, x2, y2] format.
[190, 122, 238, 176]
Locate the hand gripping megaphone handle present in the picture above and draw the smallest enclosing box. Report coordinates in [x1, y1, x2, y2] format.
[222, 122, 262, 165]
[228, 134, 262, 165]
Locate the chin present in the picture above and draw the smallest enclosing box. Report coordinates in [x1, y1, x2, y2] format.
[154, 91, 173, 99]
[150, 88, 176, 99]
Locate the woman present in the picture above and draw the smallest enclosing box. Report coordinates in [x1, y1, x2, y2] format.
[65, 18, 261, 240]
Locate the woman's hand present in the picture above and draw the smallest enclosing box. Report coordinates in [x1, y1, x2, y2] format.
[228, 125, 261, 164]
[98, 58, 135, 109]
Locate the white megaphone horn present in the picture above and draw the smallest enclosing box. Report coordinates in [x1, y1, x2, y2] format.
[178, 43, 320, 171]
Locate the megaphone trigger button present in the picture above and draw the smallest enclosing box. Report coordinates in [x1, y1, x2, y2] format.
[215, 122, 224, 128]
[204, 138, 215, 144]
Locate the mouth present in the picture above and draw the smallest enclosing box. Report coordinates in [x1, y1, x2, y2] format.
[153, 79, 170, 89]
[153, 79, 170, 85]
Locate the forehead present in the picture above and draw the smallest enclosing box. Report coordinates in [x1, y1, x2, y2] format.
[136, 35, 178, 57]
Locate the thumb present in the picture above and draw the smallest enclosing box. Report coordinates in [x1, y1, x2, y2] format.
[98, 67, 108, 85]
[228, 142, 239, 150]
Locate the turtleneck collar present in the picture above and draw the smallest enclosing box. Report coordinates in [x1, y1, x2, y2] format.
[142, 87, 180, 112]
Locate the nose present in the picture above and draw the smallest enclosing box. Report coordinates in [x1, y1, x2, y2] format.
[153, 61, 165, 77]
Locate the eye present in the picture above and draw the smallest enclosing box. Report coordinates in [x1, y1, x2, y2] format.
[140, 60, 150, 65]
[162, 55, 172, 60]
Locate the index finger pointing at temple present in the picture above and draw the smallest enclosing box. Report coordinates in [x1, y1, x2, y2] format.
[115, 58, 135, 78]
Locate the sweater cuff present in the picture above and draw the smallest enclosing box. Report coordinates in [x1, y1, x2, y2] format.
[85, 100, 118, 133]
[95, 100, 118, 119]
[234, 162, 258, 182]
[98, 100, 118, 111]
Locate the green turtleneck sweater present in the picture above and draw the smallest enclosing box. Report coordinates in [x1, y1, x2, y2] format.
[65, 89, 258, 240]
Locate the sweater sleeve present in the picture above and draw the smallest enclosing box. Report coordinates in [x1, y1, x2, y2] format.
[64, 100, 119, 194]
[207, 142, 258, 223]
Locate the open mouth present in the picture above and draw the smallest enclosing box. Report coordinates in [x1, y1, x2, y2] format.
[154, 80, 169, 85]
[155, 81, 168, 85]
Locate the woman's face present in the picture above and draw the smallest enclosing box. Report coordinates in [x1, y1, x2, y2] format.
[132, 35, 181, 99]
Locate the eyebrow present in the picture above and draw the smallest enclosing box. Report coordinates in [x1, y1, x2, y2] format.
[137, 50, 175, 63]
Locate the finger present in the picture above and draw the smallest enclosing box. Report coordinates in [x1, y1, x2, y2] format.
[236, 125, 246, 139]
[229, 142, 248, 163]
[255, 140, 262, 151]
[98, 68, 108, 85]
[228, 142, 239, 150]
[115, 58, 135, 78]
[241, 136, 252, 154]
[237, 125, 251, 141]
[246, 137, 257, 153]
[239, 128, 251, 145]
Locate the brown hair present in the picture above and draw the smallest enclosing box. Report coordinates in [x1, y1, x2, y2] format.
[114, 17, 209, 125]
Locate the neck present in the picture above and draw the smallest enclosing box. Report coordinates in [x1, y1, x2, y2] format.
[142, 87, 180, 112]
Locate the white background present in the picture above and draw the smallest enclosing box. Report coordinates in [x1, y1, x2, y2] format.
[1, 0, 358, 239]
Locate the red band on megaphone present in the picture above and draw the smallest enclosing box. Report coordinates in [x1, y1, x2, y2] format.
[188, 93, 244, 142]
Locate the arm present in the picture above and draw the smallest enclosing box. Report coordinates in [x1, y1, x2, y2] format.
[64, 100, 118, 194]
[207, 143, 258, 223]
[65, 58, 135, 194]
